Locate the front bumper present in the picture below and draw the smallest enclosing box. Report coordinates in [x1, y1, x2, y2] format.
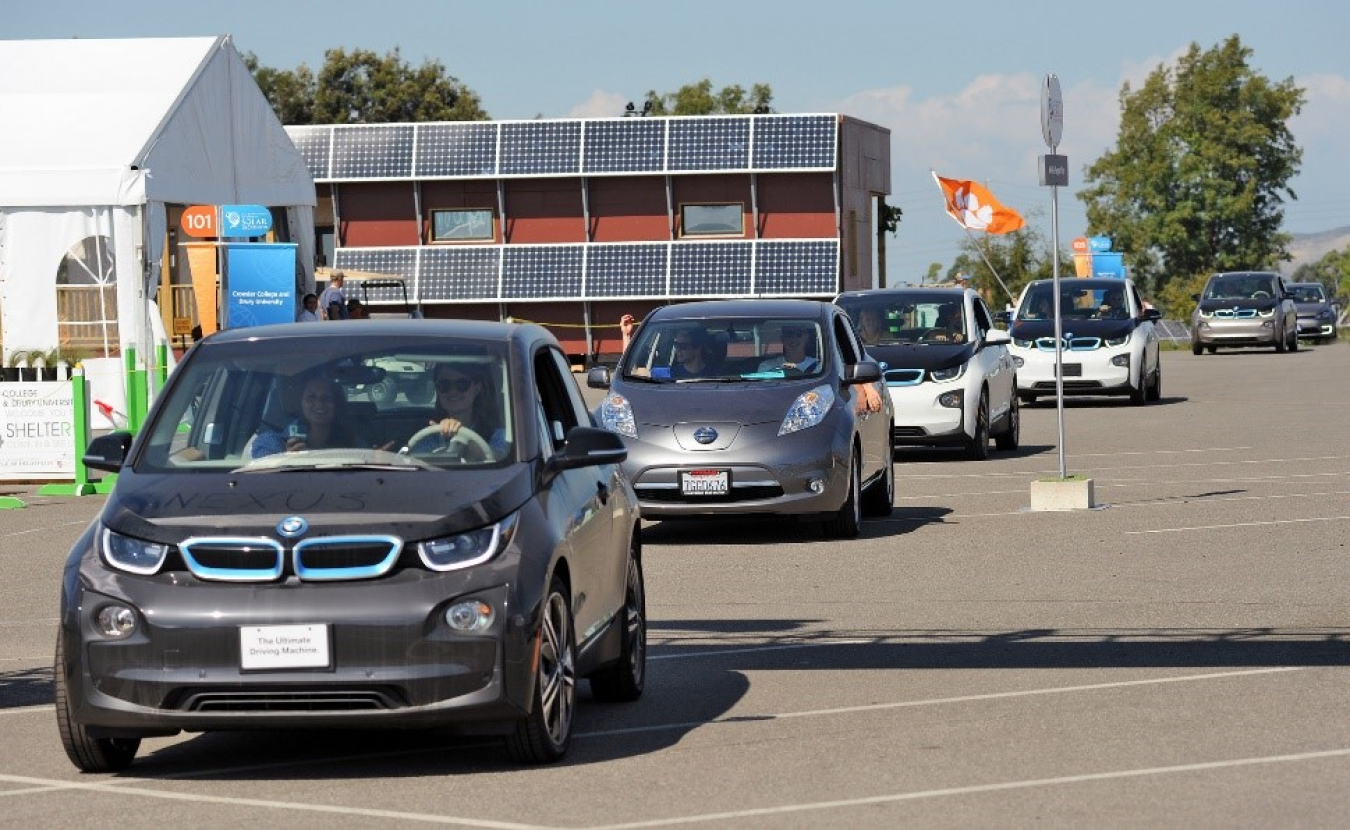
[622, 419, 851, 518]
[1297, 319, 1336, 338]
[1012, 346, 1133, 396]
[1192, 318, 1278, 346]
[61, 572, 531, 736]
[887, 383, 967, 445]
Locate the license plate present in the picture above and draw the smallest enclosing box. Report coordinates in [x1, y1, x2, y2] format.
[240, 624, 331, 670]
[1057, 363, 1082, 377]
[681, 469, 729, 496]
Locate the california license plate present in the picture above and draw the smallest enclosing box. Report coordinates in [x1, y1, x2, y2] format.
[681, 469, 729, 496]
[240, 624, 331, 670]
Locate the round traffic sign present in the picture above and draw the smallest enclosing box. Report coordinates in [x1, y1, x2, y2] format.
[1041, 74, 1063, 149]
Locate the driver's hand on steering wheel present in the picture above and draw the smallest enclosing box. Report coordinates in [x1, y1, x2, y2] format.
[434, 417, 465, 437]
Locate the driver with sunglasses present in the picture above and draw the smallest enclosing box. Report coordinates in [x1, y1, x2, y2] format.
[411, 363, 508, 459]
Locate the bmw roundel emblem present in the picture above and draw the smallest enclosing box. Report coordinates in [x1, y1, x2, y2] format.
[277, 516, 308, 537]
[693, 426, 719, 445]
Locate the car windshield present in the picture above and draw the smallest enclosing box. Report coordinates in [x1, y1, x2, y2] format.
[1203, 275, 1278, 300]
[1017, 283, 1129, 321]
[622, 317, 825, 382]
[136, 336, 514, 472]
[1291, 284, 1326, 303]
[836, 295, 967, 345]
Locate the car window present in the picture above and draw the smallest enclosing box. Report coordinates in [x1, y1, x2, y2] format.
[972, 297, 994, 338]
[534, 347, 587, 452]
[621, 316, 826, 382]
[136, 337, 514, 472]
[832, 313, 859, 364]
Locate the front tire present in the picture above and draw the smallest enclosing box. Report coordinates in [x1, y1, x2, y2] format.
[995, 394, 1020, 451]
[824, 450, 861, 538]
[55, 635, 139, 773]
[507, 578, 576, 764]
[588, 550, 647, 702]
[1146, 360, 1162, 402]
[965, 390, 990, 460]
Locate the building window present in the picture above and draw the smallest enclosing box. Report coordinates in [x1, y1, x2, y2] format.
[429, 208, 495, 243]
[680, 203, 744, 237]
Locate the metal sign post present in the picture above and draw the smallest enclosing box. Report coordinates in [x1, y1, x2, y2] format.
[1039, 74, 1069, 479]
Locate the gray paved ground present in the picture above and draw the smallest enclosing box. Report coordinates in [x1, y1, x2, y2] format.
[1, 342, 1347, 828]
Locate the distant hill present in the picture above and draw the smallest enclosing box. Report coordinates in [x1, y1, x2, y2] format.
[1281, 226, 1350, 275]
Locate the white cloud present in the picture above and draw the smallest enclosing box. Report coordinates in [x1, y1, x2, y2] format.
[566, 90, 628, 119]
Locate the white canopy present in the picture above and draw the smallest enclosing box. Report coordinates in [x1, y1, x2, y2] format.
[0, 34, 315, 367]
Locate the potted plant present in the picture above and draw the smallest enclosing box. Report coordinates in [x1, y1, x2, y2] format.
[23, 348, 53, 381]
[44, 346, 87, 381]
[4, 349, 32, 382]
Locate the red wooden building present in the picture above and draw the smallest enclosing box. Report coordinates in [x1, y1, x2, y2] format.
[286, 113, 890, 362]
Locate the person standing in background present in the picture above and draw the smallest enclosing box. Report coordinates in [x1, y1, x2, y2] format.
[319, 271, 347, 320]
[297, 293, 320, 322]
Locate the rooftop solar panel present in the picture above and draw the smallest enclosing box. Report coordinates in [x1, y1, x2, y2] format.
[500, 121, 582, 176]
[414, 122, 499, 177]
[332, 124, 414, 179]
[583, 119, 665, 173]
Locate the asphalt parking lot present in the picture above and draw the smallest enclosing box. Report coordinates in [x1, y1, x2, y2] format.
[2, 342, 1348, 828]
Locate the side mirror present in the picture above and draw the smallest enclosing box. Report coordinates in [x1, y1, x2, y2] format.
[547, 425, 627, 474]
[84, 431, 134, 473]
[993, 310, 1012, 325]
[984, 328, 1012, 346]
[842, 360, 882, 385]
[586, 366, 612, 389]
[1142, 308, 1162, 322]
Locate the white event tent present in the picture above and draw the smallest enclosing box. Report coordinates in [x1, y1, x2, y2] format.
[0, 35, 316, 366]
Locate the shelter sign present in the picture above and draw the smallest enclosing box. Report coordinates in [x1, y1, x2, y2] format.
[223, 243, 298, 328]
[0, 382, 76, 480]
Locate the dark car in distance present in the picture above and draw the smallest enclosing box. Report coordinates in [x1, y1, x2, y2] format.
[1289, 281, 1339, 343]
[57, 319, 646, 771]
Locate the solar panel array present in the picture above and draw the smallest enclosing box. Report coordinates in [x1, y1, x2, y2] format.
[332, 240, 837, 302]
[286, 114, 836, 180]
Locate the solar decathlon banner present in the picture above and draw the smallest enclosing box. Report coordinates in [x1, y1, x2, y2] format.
[223, 243, 299, 328]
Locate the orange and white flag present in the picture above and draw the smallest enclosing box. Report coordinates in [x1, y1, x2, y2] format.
[933, 173, 1025, 235]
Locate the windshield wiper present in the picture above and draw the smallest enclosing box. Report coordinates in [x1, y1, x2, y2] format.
[677, 375, 748, 383]
[621, 373, 668, 383]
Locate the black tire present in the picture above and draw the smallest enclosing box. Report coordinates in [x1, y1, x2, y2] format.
[368, 380, 395, 406]
[55, 635, 139, 773]
[964, 390, 990, 461]
[861, 436, 894, 518]
[1275, 330, 1287, 353]
[1146, 359, 1162, 402]
[1289, 329, 1299, 352]
[506, 577, 576, 764]
[823, 450, 861, 538]
[588, 549, 646, 702]
[1018, 392, 1038, 406]
[994, 393, 1020, 451]
[1206, 346, 1217, 354]
[1191, 341, 1203, 356]
[1129, 369, 1147, 406]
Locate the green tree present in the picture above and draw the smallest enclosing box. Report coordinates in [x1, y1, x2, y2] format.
[945, 216, 1065, 306]
[1079, 36, 1304, 294]
[1292, 246, 1350, 301]
[643, 79, 773, 115]
[246, 48, 488, 125]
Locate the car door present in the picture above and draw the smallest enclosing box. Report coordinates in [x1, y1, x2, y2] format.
[831, 311, 887, 482]
[532, 346, 624, 643]
[1128, 281, 1158, 377]
[971, 297, 1014, 423]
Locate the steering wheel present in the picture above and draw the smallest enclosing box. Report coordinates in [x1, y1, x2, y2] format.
[401, 424, 492, 459]
[1251, 290, 1271, 299]
[918, 328, 953, 343]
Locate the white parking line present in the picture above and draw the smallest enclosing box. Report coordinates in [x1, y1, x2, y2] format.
[1127, 515, 1350, 534]
[575, 667, 1300, 739]
[585, 747, 1350, 829]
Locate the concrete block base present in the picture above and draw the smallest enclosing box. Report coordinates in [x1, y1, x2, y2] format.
[1029, 477, 1095, 511]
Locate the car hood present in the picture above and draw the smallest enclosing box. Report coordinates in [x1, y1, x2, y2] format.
[1196, 297, 1280, 314]
[1295, 302, 1330, 314]
[862, 342, 974, 372]
[98, 464, 537, 546]
[614, 377, 822, 426]
[1011, 319, 1136, 341]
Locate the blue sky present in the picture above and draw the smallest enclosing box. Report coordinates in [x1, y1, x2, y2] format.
[10, 1, 1349, 283]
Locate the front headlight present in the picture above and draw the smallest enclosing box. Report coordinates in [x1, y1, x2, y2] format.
[779, 384, 835, 436]
[1197, 308, 1214, 319]
[1105, 333, 1131, 347]
[1319, 309, 1334, 320]
[418, 513, 517, 572]
[929, 363, 967, 383]
[597, 393, 636, 438]
[1257, 307, 1274, 318]
[100, 526, 170, 575]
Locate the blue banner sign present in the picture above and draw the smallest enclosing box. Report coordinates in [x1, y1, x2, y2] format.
[1088, 236, 1113, 253]
[219, 204, 273, 237]
[224, 243, 298, 328]
[1091, 252, 1125, 279]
